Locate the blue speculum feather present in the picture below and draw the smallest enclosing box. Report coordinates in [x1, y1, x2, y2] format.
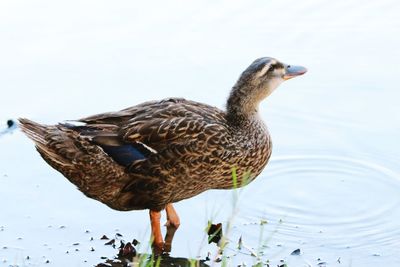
[100, 144, 147, 166]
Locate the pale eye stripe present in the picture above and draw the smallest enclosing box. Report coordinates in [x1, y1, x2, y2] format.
[258, 61, 275, 77]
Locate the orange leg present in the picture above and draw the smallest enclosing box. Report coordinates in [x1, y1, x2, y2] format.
[164, 203, 180, 253]
[149, 210, 163, 255]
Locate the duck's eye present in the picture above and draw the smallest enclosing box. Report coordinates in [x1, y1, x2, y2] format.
[268, 65, 275, 72]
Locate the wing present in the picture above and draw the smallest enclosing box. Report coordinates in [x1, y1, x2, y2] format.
[73, 98, 229, 169]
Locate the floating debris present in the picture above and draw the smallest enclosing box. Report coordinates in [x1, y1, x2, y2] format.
[59, 225, 66, 229]
[100, 235, 109, 240]
[0, 119, 16, 137]
[118, 242, 136, 258]
[290, 248, 301, 255]
[238, 236, 243, 250]
[132, 239, 139, 246]
[205, 252, 211, 261]
[104, 239, 115, 246]
[316, 258, 327, 267]
[96, 262, 112, 267]
[73, 243, 80, 246]
[6, 120, 13, 128]
[115, 233, 123, 237]
[207, 223, 222, 244]
[7, 119, 14, 128]
[237, 236, 257, 257]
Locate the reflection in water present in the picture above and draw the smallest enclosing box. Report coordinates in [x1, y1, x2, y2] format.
[96, 254, 210, 267]
[96, 238, 210, 267]
[95, 223, 222, 267]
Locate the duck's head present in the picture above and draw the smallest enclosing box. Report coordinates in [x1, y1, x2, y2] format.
[241, 57, 307, 91]
[227, 57, 307, 118]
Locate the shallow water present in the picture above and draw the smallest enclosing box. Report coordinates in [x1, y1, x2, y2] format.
[1, 0, 400, 266]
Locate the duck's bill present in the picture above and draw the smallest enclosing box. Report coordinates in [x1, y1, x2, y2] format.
[283, 65, 307, 80]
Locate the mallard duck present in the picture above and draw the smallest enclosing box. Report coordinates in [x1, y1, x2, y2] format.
[19, 57, 306, 253]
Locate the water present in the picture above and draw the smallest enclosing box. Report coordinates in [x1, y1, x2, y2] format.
[1, 0, 399, 266]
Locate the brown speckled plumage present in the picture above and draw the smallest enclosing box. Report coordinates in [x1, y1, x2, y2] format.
[19, 97, 272, 210]
[19, 57, 306, 250]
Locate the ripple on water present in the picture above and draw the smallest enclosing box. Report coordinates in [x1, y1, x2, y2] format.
[240, 155, 400, 250]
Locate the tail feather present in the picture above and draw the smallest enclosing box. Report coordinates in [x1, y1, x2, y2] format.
[19, 117, 129, 209]
[19, 118, 72, 166]
[18, 118, 48, 146]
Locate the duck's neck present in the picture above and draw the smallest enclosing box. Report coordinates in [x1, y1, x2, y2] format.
[226, 84, 263, 124]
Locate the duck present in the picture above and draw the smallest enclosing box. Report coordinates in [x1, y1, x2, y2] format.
[19, 57, 306, 254]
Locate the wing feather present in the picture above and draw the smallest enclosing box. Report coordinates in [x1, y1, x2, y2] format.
[74, 98, 229, 169]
